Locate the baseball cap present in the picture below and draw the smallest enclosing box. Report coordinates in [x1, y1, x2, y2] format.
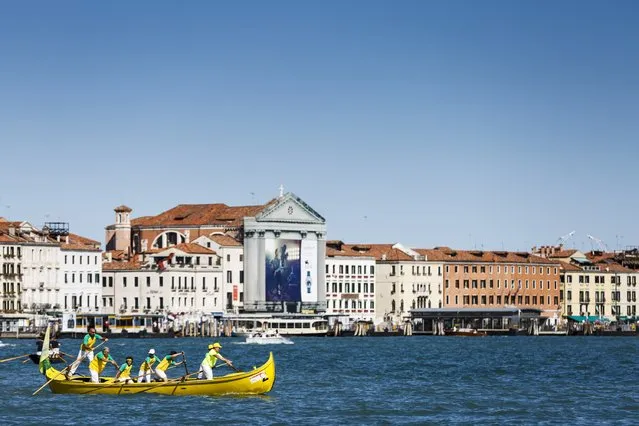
[148, 348, 155, 355]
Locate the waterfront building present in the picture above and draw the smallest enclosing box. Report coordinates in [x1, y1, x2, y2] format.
[0, 221, 24, 313]
[102, 243, 224, 316]
[193, 234, 244, 313]
[56, 226, 102, 314]
[324, 241, 377, 325]
[104, 190, 327, 315]
[434, 248, 562, 319]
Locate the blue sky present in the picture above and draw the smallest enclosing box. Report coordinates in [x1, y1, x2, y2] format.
[1, 0, 638, 252]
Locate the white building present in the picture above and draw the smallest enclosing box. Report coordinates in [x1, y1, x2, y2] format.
[0, 222, 24, 313]
[325, 241, 376, 325]
[194, 234, 244, 312]
[57, 233, 102, 314]
[102, 243, 224, 316]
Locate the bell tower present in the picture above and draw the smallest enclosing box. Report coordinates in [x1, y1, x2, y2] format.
[105, 205, 132, 251]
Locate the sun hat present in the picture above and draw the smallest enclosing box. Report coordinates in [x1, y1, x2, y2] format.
[148, 348, 155, 355]
[208, 342, 222, 349]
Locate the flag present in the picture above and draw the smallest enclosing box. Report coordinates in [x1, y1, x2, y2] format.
[158, 252, 174, 271]
[39, 325, 51, 374]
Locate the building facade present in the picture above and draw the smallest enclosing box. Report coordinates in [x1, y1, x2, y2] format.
[325, 241, 377, 324]
[435, 248, 562, 318]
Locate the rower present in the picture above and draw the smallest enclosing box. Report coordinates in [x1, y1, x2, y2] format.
[154, 351, 184, 382]
[198, 342, 233, 380]
[88, 347, 118, 384]
[137, 349, 158, 383]
[68, 327, 108, 376]
[115, 356, 135, 384]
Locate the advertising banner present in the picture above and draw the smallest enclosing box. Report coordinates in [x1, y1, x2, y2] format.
[265, 239, 301, 301]
[300, 239, 317, 302]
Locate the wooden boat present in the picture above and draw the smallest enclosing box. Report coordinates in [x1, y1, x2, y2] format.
[41, 352, 275, 396]
[446, 328, 487, 337]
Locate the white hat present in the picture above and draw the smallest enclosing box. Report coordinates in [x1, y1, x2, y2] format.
[148, 348, 155, 355]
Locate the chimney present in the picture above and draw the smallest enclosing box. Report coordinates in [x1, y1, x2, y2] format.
[8, 226, 15, 236]
[65, 235, 69, 244]
[57, 235, 61, 242]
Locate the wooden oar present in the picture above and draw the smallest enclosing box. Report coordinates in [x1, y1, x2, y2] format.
[32, 341, 106, 396]
[0, 354, 30, 363]
[132, 372, 200, 395]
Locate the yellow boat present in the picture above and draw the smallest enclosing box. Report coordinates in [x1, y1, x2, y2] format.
[41, 352, 275, 396]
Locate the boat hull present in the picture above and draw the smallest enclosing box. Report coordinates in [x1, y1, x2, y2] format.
[43, 352, 275, 396]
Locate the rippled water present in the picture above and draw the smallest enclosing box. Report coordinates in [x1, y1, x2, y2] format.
[1, 336, 638, 425]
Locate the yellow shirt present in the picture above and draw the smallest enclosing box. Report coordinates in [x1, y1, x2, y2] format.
[201, 348, 219, 368]
[139, 356, 157, 372]
[156, 355, 174, 372]
[118, 362, 133, 378]
[89, 352, 114, 373]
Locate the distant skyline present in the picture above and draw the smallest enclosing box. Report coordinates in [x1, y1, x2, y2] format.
[1, 1, 638, 252]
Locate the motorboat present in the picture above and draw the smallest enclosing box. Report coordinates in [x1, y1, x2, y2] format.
[245, 330, 293, 345]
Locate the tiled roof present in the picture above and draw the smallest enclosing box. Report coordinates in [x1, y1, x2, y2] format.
[415, 248, 559, 265]
[104, 250, 128, 261]
[102, 260, 143, 271]
[172, 243, 216, 255]
[560, 263, 582, 272]
[327, 243, 413, 261]
[548, 249, 577, 258]
[130, 201, 276, 227]
[210, 234, 242, 247]
[57, 233, 101, 251]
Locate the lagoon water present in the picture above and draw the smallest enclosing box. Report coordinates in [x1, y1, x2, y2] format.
[1, 336, 638, 425]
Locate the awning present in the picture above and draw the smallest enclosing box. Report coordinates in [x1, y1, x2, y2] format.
[567, 315, 606, 323]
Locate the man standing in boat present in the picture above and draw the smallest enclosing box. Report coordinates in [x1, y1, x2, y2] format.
[154, 351, 184, 382]
[137, 348, 158, 383]
[115, 356, 135, 384]
[88, 347, 119, 383]
[68, 327, 108, 376]
[198, 342, 233, 380]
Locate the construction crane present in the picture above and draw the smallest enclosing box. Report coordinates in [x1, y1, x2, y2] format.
[557, 231, 575, 246]
[587, 234, 609, 252]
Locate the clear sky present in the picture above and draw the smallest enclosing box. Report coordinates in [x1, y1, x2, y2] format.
[1, 0, 638, 252]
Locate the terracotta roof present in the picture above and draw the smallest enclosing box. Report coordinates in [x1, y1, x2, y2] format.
[104, 250, 128, 261]
[171, 243, 216, 255]
[548, 249, 577, 258]
[102, 260, 143, 271]
[559, 263, 582, 272]
[414, 248, 559, 265]
[57, 233, 101, 251]
[209, 234, 242, 247]
[327, 243, 413, 261]
[130, 201, 276, 227]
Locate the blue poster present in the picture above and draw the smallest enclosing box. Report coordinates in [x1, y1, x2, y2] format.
[265, 239, 301, 301]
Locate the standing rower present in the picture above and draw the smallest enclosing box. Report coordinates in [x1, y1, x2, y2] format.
[198, 342, 233, 380]
[68, 327, 107, 376]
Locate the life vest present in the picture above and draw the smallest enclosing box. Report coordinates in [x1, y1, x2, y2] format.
[201, 349, 219, 368]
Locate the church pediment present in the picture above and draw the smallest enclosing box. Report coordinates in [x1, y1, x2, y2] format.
[255, 193, 325, 224]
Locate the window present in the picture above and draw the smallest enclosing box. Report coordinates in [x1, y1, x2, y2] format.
[226, 254, 230, 262]
[240, 254, 243, 262]
[147, 277, 151, 287]
[123, 277, 127, 287]
[160, 277, 164, 287]
[239, 270, 244, 283]
[227, 271, 232, 283]
[134, 277, 139, 287]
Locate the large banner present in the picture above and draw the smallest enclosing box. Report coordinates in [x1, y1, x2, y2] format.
[265, 239, 301, 301]
[300, 239, 317, 302]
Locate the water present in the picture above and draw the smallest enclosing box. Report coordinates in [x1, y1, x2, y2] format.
[1, 336, 638, 425]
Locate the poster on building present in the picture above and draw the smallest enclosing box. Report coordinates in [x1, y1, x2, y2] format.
[265, 239, 301, 301]
[233, 285, 238, 301]
[300, 239, 317, 302]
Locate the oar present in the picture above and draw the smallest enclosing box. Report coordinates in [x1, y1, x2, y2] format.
[227, 362, 242, 373]
[80, 369, 155, 395]
[182, 352, 189, 376]
[0, 354, 30, 363]
[33, 340, 107, 396]
[133, 372, 200, 395]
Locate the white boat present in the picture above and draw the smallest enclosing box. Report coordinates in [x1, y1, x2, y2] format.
[245, 330, 294, 345]
[227, 313, 328, 337]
